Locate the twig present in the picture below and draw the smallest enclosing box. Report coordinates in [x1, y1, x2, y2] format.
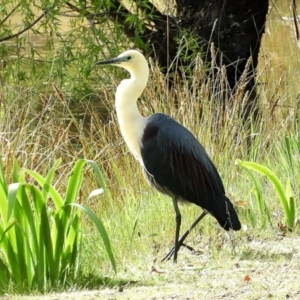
[0, 6, 53, 42]
[0, 3, 21, 26]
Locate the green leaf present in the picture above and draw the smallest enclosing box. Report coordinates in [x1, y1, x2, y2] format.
[64, 159, 85, 205]
[25, 169, 63, 209]
[12, 159, 20, 183]
[0, 156, 8, 196]
[289, 196, 296, 228]
[0, 221, 21, 283]
[7, 183, 21, 222]
[236, 159, 295, 229]
[69, 203, 116, 273]
[86, 160, 111, 204]
[286, 179, 296, 227]
[238, 164, 266, 228]
[42, 159, 62, 200]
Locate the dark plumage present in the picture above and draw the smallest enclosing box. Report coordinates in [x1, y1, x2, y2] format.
[141, 113, 241, 231]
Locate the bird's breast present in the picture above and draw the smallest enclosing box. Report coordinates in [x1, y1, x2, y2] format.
[119, 123, 143, 161]
[115, 89, 147, 162]
[117, 112, 147, 163]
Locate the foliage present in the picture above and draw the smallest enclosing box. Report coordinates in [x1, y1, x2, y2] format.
[236, 159, 296, 230]
[0, 0, 155, 86]
[0, 157, 115, 293]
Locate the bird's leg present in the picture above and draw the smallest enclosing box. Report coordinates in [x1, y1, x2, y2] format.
[162, 211, 207, 262]
[177, 211, 207, 247]
[171, 196, 181, 263]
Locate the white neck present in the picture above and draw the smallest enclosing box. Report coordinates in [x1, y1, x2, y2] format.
[115, 67, 149, 162]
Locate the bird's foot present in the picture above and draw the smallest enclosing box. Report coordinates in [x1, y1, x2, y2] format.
[161, 243, 195, 262]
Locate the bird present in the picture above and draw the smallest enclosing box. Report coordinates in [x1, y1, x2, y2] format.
[95, 49, 241, 262]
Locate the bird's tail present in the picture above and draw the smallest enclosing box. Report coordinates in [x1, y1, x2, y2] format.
[212, 196, 241, 231]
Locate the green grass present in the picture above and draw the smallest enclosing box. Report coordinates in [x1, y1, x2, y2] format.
[1, 54, 300, 292]
[1, 0, 300, 296]
[1, 54, 300, 290]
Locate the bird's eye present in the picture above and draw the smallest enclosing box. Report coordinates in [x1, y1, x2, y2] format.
[127, 56, 131, 61]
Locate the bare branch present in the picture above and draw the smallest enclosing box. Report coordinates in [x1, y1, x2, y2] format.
[65, 1, 81, 13]
[0, 3, 21, 26]
[0, 6, 54, 42]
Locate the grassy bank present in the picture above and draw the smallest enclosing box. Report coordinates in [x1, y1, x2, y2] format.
[0, 0, 300, 295]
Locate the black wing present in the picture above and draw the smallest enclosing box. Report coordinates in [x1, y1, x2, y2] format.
[141, 113, 241, 231]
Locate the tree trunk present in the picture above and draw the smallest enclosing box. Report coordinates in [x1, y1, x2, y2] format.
[178, 1, 268, 86]
[143, 0, 268, 121]
[173, 0, 269, 121]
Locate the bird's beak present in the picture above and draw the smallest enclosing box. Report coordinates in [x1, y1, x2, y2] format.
[94, 57, 122, 66]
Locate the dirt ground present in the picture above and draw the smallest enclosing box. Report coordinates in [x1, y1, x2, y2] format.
[2, 236, 300, 300]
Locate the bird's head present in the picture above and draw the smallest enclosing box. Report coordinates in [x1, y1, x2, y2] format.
[95, 49, 148, 76]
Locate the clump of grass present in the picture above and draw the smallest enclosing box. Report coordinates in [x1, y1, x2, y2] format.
[0, 156, 115, 293]
[236, 159, 296, 229]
